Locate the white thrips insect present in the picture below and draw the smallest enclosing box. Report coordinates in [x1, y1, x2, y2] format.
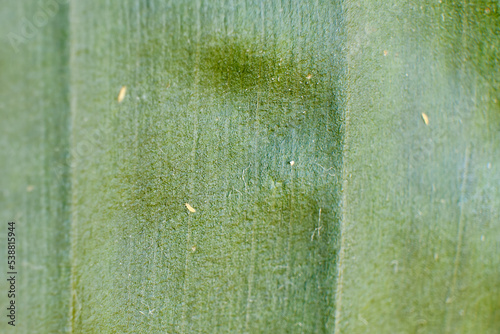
[118, 86, 127, 103]
[421, 112, 429, 125]
[185, 203, 196, 213]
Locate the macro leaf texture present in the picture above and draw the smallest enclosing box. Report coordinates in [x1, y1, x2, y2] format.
[0, 0, 498, 333]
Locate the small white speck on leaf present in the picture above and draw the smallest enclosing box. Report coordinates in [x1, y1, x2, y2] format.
[421, 112, 429, 125]
[289, 161, 295, 166]
[191, 245, 196, 252]
[391, 260, 398, 273]
[185, 203, 196, 213]
[118, 86, 127, 103]
[306, 74, 313, 80]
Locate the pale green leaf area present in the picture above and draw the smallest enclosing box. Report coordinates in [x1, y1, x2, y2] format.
[0, 0, 498, 334]
[337, 1, 499, 333]
[0, 2, 71, 333]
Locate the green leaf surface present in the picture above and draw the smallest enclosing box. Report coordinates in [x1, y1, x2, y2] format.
[66, 1, 343, 332]
[0, 1, 71, 333]
[0, 0, 498, 333]
[336, 1, 500, 333]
